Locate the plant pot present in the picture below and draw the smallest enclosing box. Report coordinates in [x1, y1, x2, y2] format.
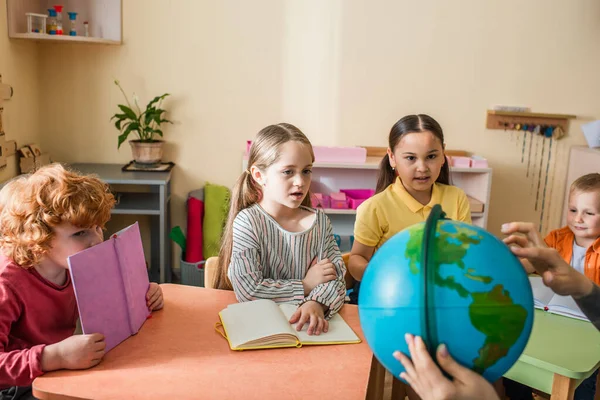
[129, 140, 164, 165]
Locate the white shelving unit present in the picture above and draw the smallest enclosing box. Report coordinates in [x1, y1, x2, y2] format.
[242, 156, 493, 250]
[7, 0, 122, 45]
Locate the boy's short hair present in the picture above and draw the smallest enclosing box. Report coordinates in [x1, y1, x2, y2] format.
[0, 163, 116, 267]
[570, 173, 600, 195]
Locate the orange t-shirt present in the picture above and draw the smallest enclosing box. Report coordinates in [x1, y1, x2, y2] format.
[544, 226, 600, 285]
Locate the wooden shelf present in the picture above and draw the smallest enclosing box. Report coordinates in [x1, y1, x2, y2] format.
[321, 208, 357, 215]
[314, 160, 491, 173]
[7, 0, 122, 44]
[487, 110, 576, 119]
[112, 193, 160, 215]
[10, 32, 121, 45]
[486, 110, 576, 132]
[311, 157, 380, 170]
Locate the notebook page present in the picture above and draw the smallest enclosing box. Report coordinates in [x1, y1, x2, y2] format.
[278, 303, 360, 345]
[219, 299, 297, 349]
[547, 294, 589, 321]
[529, 276, 555, 308]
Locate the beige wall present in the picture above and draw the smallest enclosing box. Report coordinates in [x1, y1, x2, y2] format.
[7, 1, 600, 256]
[0, 0, 40, 181]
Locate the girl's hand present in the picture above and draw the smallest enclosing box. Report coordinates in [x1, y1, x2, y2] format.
[302, 258, 337, 295]
[146, 283, 164, 311]
[288, 300, 328, 335]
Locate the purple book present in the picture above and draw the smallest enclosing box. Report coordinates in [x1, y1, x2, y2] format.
[67, 222, 151, 352]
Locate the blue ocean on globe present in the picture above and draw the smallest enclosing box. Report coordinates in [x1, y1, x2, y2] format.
[359, 219, 534, 382]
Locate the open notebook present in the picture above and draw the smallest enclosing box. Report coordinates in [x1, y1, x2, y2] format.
[216, 299, 361, 350]
[529, 276, 589, 322]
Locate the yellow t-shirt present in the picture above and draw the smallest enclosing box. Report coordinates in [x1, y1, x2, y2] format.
[354, 177, 472, 249]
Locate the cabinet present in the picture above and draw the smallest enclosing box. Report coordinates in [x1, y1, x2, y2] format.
[243, 156, 492, 251]
[7, 0, 122, 45]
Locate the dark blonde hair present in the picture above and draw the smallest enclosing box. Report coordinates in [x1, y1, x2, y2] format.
[214, 123, 314, 289]
[376, 114, 449, 194]
[0, 163, 116, 267]
[570, 173, 600, 195]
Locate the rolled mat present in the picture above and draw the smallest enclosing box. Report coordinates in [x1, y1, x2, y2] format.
[185, 196, 204, 263]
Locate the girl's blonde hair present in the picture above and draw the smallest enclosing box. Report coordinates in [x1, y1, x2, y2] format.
[214, 123, 314, 289]
[0, 163, 116, 267]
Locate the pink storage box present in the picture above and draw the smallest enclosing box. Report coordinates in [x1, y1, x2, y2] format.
[312, 146, 367, 164]
[245, 142, 367, 164]
[311, 193, 330, 208]
[341, 189, 375, 209]
[329, 192, 348, 209]
[451, 156, 471, 168]
[470, 156, 488, 168]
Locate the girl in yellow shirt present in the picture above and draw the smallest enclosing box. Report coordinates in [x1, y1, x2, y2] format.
[348, 114, 471, 283]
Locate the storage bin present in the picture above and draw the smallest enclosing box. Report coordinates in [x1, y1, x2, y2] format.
[451, 156, 471, 168]
[311, 193, 330, 208]
[340, 189, 375, 209]
[180, 257, 205, 287]
[312, 146, 367, 164]
[330, 192, 348, 209]
[470, 156, 488, 168]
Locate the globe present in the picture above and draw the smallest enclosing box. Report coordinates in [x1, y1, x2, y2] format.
[358, 205, 534, 383]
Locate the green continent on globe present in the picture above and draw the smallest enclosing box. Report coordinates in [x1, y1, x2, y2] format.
[469, 285, 527, 373]
[404, 221, 527, 374]
[405, 223, 483, 298]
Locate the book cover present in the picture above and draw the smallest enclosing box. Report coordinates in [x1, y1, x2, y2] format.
[68, 222, 151, 352]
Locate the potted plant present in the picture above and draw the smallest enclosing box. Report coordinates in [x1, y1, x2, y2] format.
[111, 80, 172, 166]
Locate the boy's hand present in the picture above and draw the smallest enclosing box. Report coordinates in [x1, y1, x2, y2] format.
[146, 282, 164, 311]
[394, 334, 499, 400]
[43, 333, 106, 371]
[501, 222, 594, 298]
[302, 258, 337, 295]
[288, 301, 328, 336]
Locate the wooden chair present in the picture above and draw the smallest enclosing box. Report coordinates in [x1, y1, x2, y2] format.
[203, 256, 219, 289]
[342, 252, 356, 290]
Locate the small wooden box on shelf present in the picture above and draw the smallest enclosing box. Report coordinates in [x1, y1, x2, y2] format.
[7, 0, 122, 45]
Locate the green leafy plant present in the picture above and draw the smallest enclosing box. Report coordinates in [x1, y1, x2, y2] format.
[111, 80, 173, 148]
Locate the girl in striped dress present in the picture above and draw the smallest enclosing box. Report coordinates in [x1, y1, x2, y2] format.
[215, 123, 346, 336]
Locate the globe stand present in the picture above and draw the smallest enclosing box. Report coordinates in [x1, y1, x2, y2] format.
[421, 204, 447, 362]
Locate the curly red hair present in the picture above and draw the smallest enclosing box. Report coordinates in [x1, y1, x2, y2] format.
[0, 163, 116, 267]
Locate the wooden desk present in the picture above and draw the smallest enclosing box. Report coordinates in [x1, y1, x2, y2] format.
[33, 285, 376, 400]
[505, 310, 600, 400]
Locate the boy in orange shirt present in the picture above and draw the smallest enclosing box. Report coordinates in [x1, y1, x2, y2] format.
[510, 173, 600, 400]
[544, 173, 600, 286]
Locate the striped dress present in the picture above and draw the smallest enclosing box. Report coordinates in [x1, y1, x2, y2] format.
[228, 204, 346, 318]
